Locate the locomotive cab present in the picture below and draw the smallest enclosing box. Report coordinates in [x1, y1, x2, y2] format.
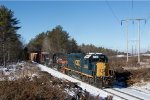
[84, 53, 115, 88]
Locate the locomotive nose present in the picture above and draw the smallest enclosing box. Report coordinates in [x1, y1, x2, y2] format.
[96, 62, 106, 77]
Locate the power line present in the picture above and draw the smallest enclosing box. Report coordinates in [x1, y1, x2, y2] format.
[105, 0, 120, 24]
[131, 0, 134, 18]
[146, 14, 150, 23]
[132, 0, 133, 9]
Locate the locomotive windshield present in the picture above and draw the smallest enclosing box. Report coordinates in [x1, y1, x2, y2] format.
[99, 55, 108, 63]
[89, 54, 108, 63]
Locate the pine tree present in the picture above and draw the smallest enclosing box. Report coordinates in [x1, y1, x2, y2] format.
[0, 5, 21, 66]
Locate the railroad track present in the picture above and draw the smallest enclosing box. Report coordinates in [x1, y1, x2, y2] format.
[103, 88, 144, 100]
[49, 65, 144, 100]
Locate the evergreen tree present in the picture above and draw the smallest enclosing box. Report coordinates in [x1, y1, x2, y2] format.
[48, 25, 70, 53]
[0, 5, 22, 66]
[27, 32, 46, 52]
[28, 25, 80, 54]
[68, 38, 79, 53]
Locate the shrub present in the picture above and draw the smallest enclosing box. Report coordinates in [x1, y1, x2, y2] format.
[0, 76, 67, 100]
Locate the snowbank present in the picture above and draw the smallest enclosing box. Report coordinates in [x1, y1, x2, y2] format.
[37, 64, 124, 100]
[130, 81, 150, 94]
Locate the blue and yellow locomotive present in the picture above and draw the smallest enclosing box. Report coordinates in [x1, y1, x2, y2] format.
[60, 53, 115, 88]
[30, 52, 115, 88]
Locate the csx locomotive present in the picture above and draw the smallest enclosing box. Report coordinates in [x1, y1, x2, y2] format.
[30, 52, 115, 88]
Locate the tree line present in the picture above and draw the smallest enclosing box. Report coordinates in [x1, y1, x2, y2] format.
[0, 5, 119, 66]
[27, 25, 79, 55]
[27, 25, 118, 57]
[0, 5, 23, 66]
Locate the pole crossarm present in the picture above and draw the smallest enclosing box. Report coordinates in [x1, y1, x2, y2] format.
[121, 19, 146, 25]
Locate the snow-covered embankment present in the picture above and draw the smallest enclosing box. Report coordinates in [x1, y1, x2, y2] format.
[37, 64, 122, 100]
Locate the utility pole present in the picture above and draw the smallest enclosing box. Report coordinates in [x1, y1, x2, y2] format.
[121, 20, 129, 62]
[130, 39, 138, 56]
[121, 18, 146, 63]
[138, 19, 140, 63]
[136, 19, 146, 63]
[132, 45, 133, 56]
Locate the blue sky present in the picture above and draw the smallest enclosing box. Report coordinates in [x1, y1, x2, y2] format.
[1, 1, 150, 52]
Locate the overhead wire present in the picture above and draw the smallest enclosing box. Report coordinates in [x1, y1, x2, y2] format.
[105, 0, 120, 25]
[132, 0, 133, 9]
[105, 0, 125, 52]
[131, 0, 148, 53]
[131, 0, 136, 39]
[146, 14, 150, 23]
[130, 0, 146, 37]
[131, 0, 134, 19]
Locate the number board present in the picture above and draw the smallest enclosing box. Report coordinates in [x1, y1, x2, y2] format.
[92, 56, 99, 59]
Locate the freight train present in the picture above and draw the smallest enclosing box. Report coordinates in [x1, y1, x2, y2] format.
[30, 52, 115, 88]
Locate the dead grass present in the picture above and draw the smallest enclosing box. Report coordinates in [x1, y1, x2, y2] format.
[0, 62, 114, 100]
[127, 68, 150, 85]
[0, 62, 68, 100]
[0, 75, 67, 100]
[109, 56, 150, 86]
[109, 57, 139, 70]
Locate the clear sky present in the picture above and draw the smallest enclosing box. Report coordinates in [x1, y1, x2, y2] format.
[1, 1, 150, 52]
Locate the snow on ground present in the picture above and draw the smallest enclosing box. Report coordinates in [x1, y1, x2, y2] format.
[37, 64, 109, 99]
[112, 79, 150, 99]
[38, 64, 131, 100]
[0, 62, 39, 81]
[1, 62, 150, 100]
[113, 86, 150, 100]
[38, 64, 150, 100]
[130, 81, 150, 94]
